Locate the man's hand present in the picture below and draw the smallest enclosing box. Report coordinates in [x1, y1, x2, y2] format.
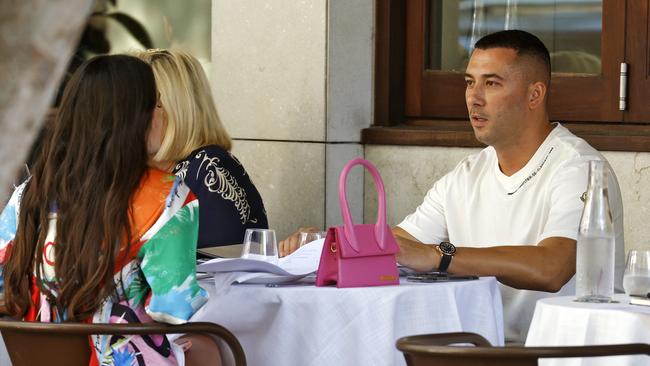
[278, 227, 319, 257]
[392, 227, 440, 272]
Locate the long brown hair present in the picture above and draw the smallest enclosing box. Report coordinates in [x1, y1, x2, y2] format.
[3, 55, 157, 321]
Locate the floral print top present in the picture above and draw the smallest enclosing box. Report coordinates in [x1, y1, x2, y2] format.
[173, 145, 268, 248]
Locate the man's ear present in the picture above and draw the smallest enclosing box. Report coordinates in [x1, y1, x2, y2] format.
[528, 81, 547, 109]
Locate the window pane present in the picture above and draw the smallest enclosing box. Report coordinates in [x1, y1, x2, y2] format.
[428, 0, 602, 75]
[106, 0, 212, 70]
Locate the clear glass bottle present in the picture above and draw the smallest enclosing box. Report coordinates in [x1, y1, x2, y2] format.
[575, 160, 615, 303]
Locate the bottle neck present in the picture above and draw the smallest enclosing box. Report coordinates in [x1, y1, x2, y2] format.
[580, 161, 613, 235]
[587, 161, 608, 191]
[586, 167, 610, 209]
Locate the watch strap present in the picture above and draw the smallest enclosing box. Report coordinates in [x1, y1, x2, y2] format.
[438, 252, 452, 273]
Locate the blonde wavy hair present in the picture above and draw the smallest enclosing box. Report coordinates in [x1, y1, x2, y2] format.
[135, 49, 232, 163]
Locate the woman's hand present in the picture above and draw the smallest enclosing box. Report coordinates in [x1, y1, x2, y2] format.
[176, 334, 222, 366]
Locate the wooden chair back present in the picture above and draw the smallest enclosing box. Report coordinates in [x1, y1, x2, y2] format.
[396, 332, 650, 366]
[0, 319, 246, 366]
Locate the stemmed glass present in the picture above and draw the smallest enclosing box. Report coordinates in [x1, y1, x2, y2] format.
[623, 250, 650, 297]
[241, 229, 279, 265]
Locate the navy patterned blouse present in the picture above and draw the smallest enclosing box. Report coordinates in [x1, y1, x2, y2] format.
[173, 145, 268, 248]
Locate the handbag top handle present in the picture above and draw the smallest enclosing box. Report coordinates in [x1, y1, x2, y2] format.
[338, 158, 388, 253]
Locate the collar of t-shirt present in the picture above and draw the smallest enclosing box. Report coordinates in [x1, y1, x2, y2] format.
[492, 122, 562, 194]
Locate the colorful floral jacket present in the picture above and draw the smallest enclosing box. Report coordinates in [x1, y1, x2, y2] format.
[0, 169, 208, 366]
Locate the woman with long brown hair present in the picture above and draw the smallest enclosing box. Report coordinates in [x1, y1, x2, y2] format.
[0, 55, 215, 365]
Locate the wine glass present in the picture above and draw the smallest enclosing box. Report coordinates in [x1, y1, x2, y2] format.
[623, 249, 650, 297]
[298, 231, 326, 248]
[241, 229, 278, 264]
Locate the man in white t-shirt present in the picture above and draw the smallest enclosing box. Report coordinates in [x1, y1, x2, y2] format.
[395, 30, 624, 343]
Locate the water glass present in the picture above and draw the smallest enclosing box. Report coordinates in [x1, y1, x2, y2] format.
[623, 249, 650, 296]
[241, 229, 278, 264]
[298, 231, 326, 247]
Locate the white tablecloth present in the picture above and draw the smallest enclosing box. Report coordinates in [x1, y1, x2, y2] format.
[526, 294, 650, 366]
[192, 276, 504, 366]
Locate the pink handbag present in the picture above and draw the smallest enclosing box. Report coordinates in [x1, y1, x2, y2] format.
[316, 158, 400, 288]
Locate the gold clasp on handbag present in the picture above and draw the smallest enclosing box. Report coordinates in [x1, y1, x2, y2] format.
[330, 242, 337, 253]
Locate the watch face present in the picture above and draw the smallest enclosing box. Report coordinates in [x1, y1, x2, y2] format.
[439, 241, 456, 255]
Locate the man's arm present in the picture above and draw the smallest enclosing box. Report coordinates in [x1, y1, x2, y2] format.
[393, 227, 576, 292]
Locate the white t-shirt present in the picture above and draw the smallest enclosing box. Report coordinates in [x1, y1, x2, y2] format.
[398, 123, 624, 343]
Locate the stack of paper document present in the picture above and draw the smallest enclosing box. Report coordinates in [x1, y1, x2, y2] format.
[197, 238, 324, 285]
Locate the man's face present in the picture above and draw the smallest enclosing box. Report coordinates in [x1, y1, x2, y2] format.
[464, 47, 531, 149]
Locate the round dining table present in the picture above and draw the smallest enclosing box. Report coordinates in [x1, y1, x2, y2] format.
[526, 294, 650, 366]
[191, 276, 504, 366]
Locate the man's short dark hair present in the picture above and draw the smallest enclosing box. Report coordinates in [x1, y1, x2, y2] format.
[474, 30, 551, 83]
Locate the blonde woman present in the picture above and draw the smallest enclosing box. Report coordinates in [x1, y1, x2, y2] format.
[136, 49, 268, 249]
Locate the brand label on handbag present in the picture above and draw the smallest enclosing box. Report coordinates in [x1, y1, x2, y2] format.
[380, 275, 398, 281]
